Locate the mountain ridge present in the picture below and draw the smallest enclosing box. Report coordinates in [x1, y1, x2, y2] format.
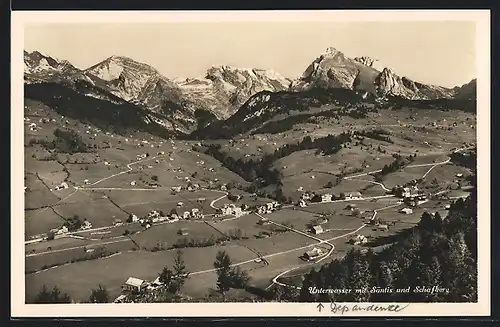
[24, 49, 477, 135]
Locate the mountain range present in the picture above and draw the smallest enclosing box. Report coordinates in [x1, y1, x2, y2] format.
[24, 48, 476, 134]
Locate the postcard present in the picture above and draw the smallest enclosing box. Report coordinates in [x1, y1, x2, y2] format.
[11, 9, 490, 317]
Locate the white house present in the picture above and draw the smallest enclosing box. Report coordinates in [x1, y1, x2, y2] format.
[321, 194, 333, 203]
[130, 181, 136, 186]
[183, 211, 191, 219]
[298, 199, 307, 207]
[303, 247, 324, 261]
[131, 214, 139, 223]
[171, 186, 182, 193]
[399, 208, 413, 214]
[177, 202, 184, 207]
[345, 192, 362, 200]
[84, 179, 90, 185]
[311, 225, 324, 235]
[122, 277, 148, 293]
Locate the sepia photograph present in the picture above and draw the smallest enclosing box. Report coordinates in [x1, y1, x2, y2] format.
[12, 10, 490, 317]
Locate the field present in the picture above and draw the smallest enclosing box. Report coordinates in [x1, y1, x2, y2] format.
[23, 99, 477, 303]
[25, 244, 258, 302]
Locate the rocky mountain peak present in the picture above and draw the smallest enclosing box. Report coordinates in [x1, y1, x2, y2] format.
[354, 56, 384, 72]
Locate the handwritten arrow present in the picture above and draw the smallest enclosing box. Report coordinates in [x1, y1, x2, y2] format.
[317, 303, 324, 312]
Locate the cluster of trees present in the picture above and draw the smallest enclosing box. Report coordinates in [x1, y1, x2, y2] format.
[32, 284, 110, 304]
[63, 215, 84, 232]
[202, 132, 352, 189]
[375, 153, 416, 181]
[214, 250, 251, 294]
[28, 128, 90, 154]
[354, 128, 394, 144]
[450, 148, 477, 169]
[295, 187, 477, 303]
[172, 235, 229, 249]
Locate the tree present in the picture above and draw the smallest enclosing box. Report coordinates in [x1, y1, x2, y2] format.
[325, 181, 334, 188]
[89, 284, 109, 303]
[170, 208, 178, 216]
[171, 250, 190, 294]
[34, 285, 72, 304]
[214, 250, 233, 294]
[151, 175, 159, 182]
[158, 265, 174, 288]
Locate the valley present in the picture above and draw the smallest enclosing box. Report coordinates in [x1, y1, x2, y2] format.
[22, 45, 477, 304]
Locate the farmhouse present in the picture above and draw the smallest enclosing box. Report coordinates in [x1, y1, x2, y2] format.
[351, 234, 368, 245]
[220, 184, 228, 191]
[345, 192, 362, 200]
[377, 224, 389, 231]
[301, 193, 312, 201]
[171, 186, 182, 193]
[311, 225, 324, 235]
[84, 179, 90, 185]
[130, 181, 136, 186]
[54, 182, 69, 191]
[191, 208, 203, 219]
[183, 211, 191, 219]
[303, 247, 324, 261]
[456, 173, 464, 178]
[399, 208, 413, 214]
[298, 199, 307, 207]
[122, 277, 148, 293]
[321, 194, 333, 203]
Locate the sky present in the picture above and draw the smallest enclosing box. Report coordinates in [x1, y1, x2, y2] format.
[24, 21, 476, 87]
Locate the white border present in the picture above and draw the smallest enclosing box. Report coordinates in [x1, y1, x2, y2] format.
[11, 10, 491, 317]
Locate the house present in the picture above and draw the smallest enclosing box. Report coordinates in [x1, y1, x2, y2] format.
[233, 207, 243, 217]
[148, 210, 160, 219]
[131, 214, 139, 223]
[171, 186, 182, 193]
[456, 173, 464, 178]
[82, 220, 92, 229]
[303, 247, 324, 261]
[179, 228, 189, 236]
[297, 186, 304, 192]
[122, 277, 148, 293]
[298, 199, 307, 207]
[113, 219, 123, 226]
[321, 194, 333, 203]
[113, 294, 128, 303]
[377, 224, 389, 231]
[54, 182, 69, 191]
[177, 202, 184, 207]
[311, 225, 324, 235]
[130, 181, 136, 186]
[183, 211, 191, 219]
[351, 234, 368, 245]
[345, 192, 362, 200]
[401, 187, 411, 198]
[197, 198, 206, 203]
[220, 184, 227, 191]
[400, 208, 413, 215]
[83, 179, 90, 185]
